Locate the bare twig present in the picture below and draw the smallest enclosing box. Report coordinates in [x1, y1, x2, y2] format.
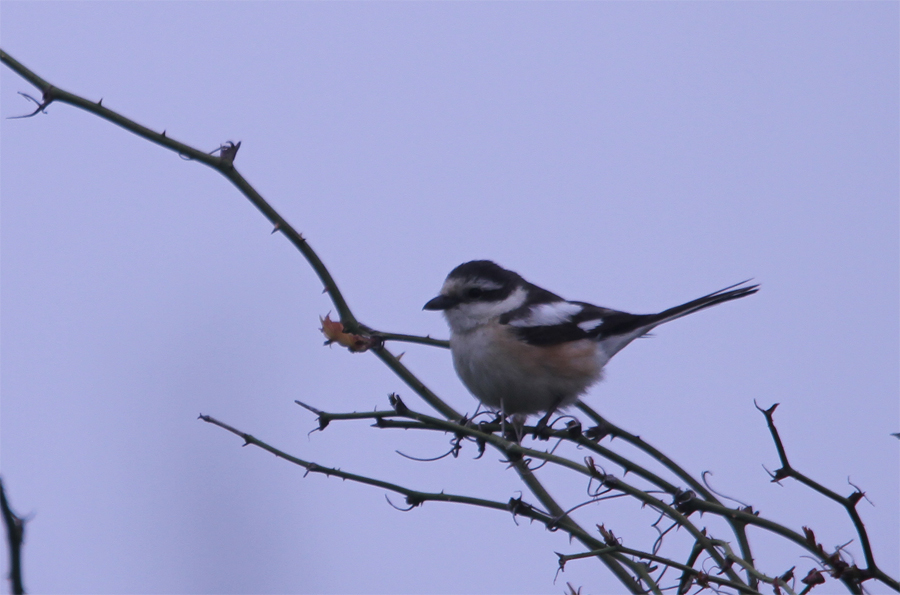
[577, 400, 758, 587]
[200, 410, 653, 592]
[0, 48, 461, 421]
[198, 413, 553, 524]
[0, 477, 26, 595]
[755, 401, 896, 593]
[558, 545, 757, 594]
[368, 331, 450, 349]
[302, 397, 747, 591]
[299, 397, 887, 593]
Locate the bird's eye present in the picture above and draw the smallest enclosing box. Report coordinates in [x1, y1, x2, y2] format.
[466, 287, 484, 299]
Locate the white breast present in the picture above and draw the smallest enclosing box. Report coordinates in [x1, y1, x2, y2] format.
[449, 322, 607, 416]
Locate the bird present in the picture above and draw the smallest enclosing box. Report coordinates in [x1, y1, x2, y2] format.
[424, 260, 758, 428]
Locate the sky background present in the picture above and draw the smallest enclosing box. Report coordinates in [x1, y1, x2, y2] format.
[1, 2, 898, 594]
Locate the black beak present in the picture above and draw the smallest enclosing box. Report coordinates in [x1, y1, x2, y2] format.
[423, 295, 459, 311]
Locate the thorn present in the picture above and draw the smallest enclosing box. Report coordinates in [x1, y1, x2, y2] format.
[161, 130, 167, 137]
[97, 98, 103, 106]
[294, 400, 324, 416]
[802, 568, 826, 587]
[218, 140, 241, 167]
[271, 222, 281, 234]
[389, 393, 408, 414]
[771, 467, 790, 482]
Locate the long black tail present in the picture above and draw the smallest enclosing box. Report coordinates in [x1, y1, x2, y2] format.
[651, 280, 759, 327]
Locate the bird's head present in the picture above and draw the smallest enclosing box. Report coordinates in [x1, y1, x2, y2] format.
[424, 260, 527, 333]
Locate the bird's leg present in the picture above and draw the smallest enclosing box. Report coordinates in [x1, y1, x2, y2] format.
[499, 399, 509, 439]
[510, 415, 526, 443]
[532, 411, 553, 440]
[532, 396, 564, 440]
[498, 399, 526, 442]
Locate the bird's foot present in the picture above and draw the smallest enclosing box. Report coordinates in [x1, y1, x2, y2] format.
[532, 411, 555, 441]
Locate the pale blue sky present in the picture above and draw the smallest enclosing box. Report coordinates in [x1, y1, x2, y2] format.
[1, 2, 897, 594]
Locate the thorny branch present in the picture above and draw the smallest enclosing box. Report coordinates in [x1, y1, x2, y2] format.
[197, 414, 555, 525]
[0, 478, 26, 595]
[756, 401, 898, 592]
[294, 394, 900, 593]
[3, 48, 896, 595]
[556, 541, 755, 595]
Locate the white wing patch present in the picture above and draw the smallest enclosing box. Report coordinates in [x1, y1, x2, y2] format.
[510, 301, 583, 327]
[577, 318, 604, 332]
